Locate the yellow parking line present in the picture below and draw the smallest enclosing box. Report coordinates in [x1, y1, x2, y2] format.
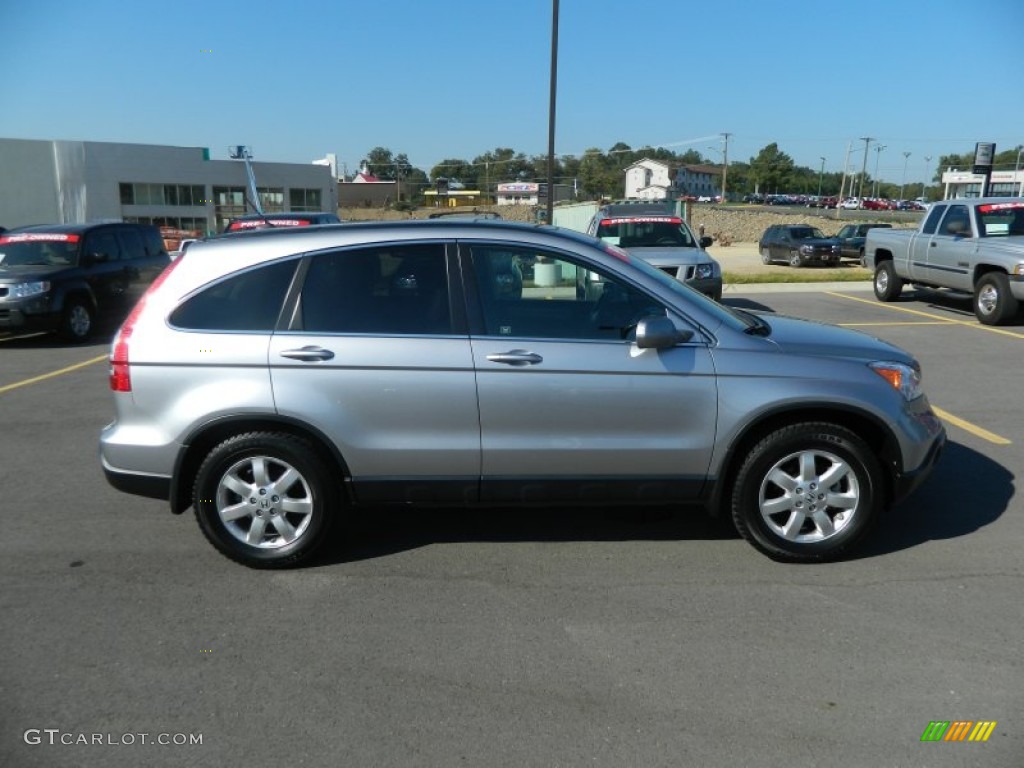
[0, 354, 108, 395]
[825, 292, 1024, 339]
[932, 406, 1012, 446]
[838, 321, 956, 327]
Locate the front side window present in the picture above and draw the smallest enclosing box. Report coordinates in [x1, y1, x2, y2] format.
[921, 205, 945, 235]
[471, 245, 664, 341]
[939, 205, 971, 236]
[299, 244, 451, 335]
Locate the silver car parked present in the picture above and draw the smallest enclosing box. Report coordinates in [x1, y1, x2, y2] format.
[99, 220, 945, 568]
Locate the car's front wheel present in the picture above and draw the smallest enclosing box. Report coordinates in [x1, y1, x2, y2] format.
[974, 272, 1019, 325]
[731, 423, 882, 562]
[193, 432, 337, 568]
[60, 299, 94, 342]
[873, 261, 902, 301]
[788, 251, 802, 268]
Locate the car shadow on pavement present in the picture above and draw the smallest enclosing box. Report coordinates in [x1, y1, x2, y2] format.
[316, 504, 740, 566]
[855, 439, 1014, 558]
[721, 298, 776, 313]
[908, 288, 1024, 326]
[317, 439, 1012, 566]
[0, 326, 117, 349]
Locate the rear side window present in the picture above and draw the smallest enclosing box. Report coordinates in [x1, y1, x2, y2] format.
[141, 227, 168, 257]
[170, 260, 298, 331]
[118, 228, 145, 260]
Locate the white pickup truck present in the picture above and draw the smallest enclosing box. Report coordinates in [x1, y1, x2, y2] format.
[864, 197, 1024, 325]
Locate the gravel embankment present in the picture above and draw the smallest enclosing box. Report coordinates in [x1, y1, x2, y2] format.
[341, 204, 914, 242]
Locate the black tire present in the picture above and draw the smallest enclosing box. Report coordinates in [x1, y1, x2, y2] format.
[193, 432, 338, 568]
[730, 423, 883, 562]
[788, 251, 802, 268]
[974, 272, 1019, 326]
[873, 261, 902, 301]
[760, 247, 772, 265]
[59, 298, 94, 342]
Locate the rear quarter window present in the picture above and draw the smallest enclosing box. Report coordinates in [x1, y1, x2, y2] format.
[170, 259, 298, 331]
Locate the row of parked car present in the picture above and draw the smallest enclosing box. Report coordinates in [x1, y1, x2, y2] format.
[744, 194, 927, 211]
[758, 223, 894, 267]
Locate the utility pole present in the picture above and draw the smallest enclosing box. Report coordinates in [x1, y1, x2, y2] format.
[836, 141, 852, 219]
[720, 132, 731, 203]
[858, 136, 873, 204]
[900, 151, 911, 200]
[817, 156, 826, 197]
[872, 144, 886, 198]
[923, 155, 932, 200]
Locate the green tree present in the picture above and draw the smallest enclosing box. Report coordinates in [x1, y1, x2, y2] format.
[749, 143, 795, 194]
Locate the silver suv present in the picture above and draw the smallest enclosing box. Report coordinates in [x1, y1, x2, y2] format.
[99, 220, 945, 568]
[585, 202, 722, 300]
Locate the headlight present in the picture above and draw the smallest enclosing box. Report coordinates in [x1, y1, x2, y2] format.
[799, 245, 814, 254]
[869, 361, 923, 401]
[10, 281, 51, 298]
[694, 263, 716, 279]
[1012, 263, 1024, 276]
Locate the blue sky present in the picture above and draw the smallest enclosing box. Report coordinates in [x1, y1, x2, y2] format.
[2, 0, 1022, 185]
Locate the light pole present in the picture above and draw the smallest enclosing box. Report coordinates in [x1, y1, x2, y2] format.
[857, 137, 873, 203]
[545, 0, 559, 224]
[817, 157, 826, 197]
[872, 144, 886, 198]
[720, 132, 731, 203]
[1015, 147, 1023, 197]
[923, 155, 932, 200]
[900, 151, 911, 201]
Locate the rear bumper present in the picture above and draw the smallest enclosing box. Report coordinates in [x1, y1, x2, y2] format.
[101, 460, 172, 501]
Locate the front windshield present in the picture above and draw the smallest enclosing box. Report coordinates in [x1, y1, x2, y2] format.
[791, 227, 827, 240]
[599, 242, 756, 333]
[596, 217, 696, 248]
[0, 233, 80, 266]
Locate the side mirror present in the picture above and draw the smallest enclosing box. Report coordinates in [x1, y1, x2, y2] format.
[635, 315, 694, 349]
[85, 251, 108, 266]
[700, 236, 714, 248]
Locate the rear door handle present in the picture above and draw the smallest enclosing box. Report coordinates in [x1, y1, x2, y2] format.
[280, 346, 335, 361]
[486, 350, 543, 366]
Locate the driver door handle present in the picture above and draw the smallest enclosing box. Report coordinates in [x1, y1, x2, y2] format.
[486, 350, 543, 366]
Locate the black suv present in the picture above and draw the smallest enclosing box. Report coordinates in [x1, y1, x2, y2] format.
[759, 224, 841, 267]
[223, 212, 342, 233]
[835, 223, 893, 265]
[0, 222, 170, 342]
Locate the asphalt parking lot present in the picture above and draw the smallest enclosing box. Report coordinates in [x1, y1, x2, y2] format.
[1, 286, 1021, 768]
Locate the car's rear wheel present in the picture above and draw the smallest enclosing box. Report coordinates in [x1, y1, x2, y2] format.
[193, 432, 337, 568]
[873, 261, 902, 301]
[760, 247, 772, 265]
[731, 423, 882, 562]
[788, 251, 802, 268]
[60, 299, 94, 342]
[974, 272, 1019, 325]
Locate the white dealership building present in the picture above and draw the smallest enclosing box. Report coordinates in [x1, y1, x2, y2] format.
[0, 138, 337, 233]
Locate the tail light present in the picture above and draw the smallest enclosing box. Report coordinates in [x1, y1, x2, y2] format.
[109, 259, 182, 392]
